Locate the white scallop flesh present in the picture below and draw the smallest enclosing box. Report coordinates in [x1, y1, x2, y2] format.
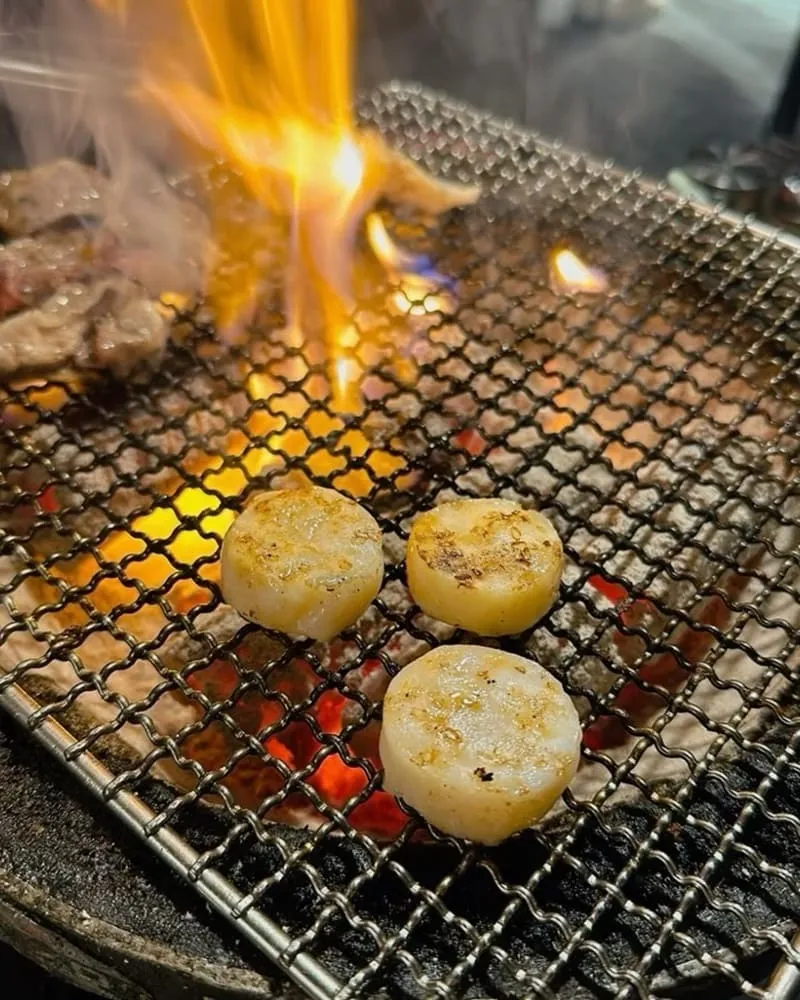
[379, 645, 581, 844]
[406, 498, 564, 636]
[220, 486, 384, 641]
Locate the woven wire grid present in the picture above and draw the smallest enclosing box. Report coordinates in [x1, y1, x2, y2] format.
[1, 82, 800, 1000]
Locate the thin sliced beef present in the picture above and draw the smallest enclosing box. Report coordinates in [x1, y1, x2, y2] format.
[0, 160, 109, 236]
[0, 158, 210, 300]
[0, 275, 170, 382]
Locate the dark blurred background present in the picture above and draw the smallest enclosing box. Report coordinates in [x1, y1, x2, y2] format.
[358, 0, 799, 176]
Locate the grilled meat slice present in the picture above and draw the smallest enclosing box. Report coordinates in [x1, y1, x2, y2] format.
[1, 416, 183, 558]
[0, 276, 170, 383]
[0, 160, 109, 237]
[93, 287, 171, 376]
[0, 158, 210, 300]
[0, 228, 99, 316]
[0, 213, 208, 322]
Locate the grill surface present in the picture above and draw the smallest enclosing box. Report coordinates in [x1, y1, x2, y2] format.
[1, 82, 800, 1000]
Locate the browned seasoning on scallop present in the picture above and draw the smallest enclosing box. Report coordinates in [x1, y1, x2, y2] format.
[406, 498, 565, 636]
[220, 486, 384, 641]
[379, 645, 581, 844]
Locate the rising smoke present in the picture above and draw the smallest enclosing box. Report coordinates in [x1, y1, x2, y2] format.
[0, 0, 211, 294]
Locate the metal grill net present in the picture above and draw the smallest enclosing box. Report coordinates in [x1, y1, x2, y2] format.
[1, 83, 800, 999]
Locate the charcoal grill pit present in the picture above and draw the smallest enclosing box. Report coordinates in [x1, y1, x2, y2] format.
[1, 82, 800, 1000]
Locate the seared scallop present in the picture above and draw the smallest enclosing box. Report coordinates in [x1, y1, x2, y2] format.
[379, 644, 581, 844]
[220, 486, 384, 641]
[406, 498, 564, 636]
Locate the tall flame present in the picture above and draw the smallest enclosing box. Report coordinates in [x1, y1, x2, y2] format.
[87, 0, 477, 410]
[87, 1, 361, 404]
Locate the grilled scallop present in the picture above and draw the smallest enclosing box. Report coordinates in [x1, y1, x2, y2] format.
[379, 645, 581, 844]
[220, 486, 384, 641]
[406, 498, 564, 636]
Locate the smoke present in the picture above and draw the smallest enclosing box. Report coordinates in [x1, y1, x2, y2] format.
[0, 0, 705, 300]
[359, 0, 537, 122]
[357, 0, 659, 150]
[0, 0, 209, 294]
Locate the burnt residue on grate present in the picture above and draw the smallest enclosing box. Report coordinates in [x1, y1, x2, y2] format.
[1, 83, 800, 1000]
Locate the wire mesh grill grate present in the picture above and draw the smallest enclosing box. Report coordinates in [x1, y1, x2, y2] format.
[1, 83, 800, 1000]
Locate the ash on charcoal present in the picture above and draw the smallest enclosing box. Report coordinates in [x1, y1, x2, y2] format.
[1, 417, 175, 553]
[155, 604, 310, 677]
[0, 557, 198, 771]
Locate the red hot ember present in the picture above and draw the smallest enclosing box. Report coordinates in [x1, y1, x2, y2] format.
[181, 639, 407, 839]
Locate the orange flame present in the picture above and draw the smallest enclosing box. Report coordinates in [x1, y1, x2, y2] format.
[89, 0, 471, 411]
[70, 1, 423, 595]
[551, 249, 608, 295]
[150, 0, 365, 388]
[367, 213, 454, 318]
[91, 0, 392, 407]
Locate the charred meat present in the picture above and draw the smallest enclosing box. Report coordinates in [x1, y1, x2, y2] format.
[0, 160, 109, 237]
[0, 158, 213, 385]
[0, 276, 170, 382]
[0, 228, 99, 316]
